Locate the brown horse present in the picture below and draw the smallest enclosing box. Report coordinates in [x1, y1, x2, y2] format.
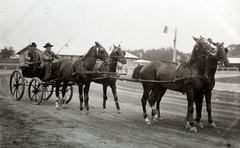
[52, 42, 111, 111]
[132, 36, 215, 132]
[92, 44, 126, 113]
[190, 41, 229, 128]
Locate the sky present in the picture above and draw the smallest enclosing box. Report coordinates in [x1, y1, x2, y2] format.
[0, 0, 240, 55]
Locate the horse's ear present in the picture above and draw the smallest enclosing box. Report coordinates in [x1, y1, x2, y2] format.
[113, 44, 117, 49]
[95, 42, 100, 47]
[118, 44, 121, 48]
[192, 36, 198, 41]
[211, 41, 218, 46]
[207, 38, 212, 44]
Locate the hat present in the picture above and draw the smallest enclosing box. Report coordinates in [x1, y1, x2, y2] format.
[31, 42, 37, 47]
[43, 43, 53, 48]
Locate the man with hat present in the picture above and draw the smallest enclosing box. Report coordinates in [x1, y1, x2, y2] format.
[28, 42, 41, 70]
[40, 43, 61, 81]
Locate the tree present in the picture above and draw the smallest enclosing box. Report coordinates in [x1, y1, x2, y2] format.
[0, 47, 15, 58]
[228, 44, 240, 57]
[127, 47, 187, 62]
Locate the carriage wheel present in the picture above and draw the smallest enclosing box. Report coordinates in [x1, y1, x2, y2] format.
[28, 77, 43, 105]
[9, 70, 25, 101]
[59, 85, 73, 104]
[42, 84, 53, 100]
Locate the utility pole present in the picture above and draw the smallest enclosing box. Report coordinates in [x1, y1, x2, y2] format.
[173, 27, 177, 62]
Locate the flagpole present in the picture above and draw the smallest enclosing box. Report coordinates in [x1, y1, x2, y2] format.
[173, 27, 177, 62]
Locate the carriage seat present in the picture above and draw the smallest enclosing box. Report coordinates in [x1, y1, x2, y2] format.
[25, 61, 42, 71]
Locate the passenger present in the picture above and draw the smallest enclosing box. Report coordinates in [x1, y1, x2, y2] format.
[28, 42, 41, 70]
[40, 43, 61, 81]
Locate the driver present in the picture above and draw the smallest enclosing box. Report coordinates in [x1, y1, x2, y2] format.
[40, 43, 61, 81]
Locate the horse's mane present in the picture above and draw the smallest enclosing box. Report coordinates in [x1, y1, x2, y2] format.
[84, 45, 97, 58]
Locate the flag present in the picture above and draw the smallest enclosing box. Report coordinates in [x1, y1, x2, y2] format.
[163, 25, 168, 34]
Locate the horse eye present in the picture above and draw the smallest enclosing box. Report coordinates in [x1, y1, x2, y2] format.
[225, 49, 229, 54]
[98, 48, 104, 54]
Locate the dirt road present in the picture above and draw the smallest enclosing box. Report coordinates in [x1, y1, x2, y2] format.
[0, 72, 239, 148]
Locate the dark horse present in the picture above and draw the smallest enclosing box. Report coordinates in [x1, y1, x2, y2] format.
[92, 44, 126, 113]
[189, 41, 229, 129]
[52, 42, 111, 111]
[132, 36, 218, 132]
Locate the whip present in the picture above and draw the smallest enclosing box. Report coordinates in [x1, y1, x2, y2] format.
[56, 26, 82, 54]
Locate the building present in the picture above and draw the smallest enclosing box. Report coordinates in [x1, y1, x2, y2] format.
[217, 57, 240, 71]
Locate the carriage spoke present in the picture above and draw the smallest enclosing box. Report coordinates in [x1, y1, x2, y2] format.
[15, 88, 19, 99]
[31, 93, 35, 100]
[12, 87, 16, 95]
[17, 87, 21, 97]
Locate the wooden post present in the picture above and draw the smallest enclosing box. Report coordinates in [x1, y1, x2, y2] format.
[173, 27, 177, 62]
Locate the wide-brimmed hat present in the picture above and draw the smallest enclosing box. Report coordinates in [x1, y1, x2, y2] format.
[31, 42, 37, 47]
[43, 43, 53, 48]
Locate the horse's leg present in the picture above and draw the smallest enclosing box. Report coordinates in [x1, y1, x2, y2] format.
[185, 89, 197, 132]
[78, 84, 84, 112]
[62, 80, 68, 108]
[110, 83, 121, 114]
[55, 80, 60, 109]
[141, 83, 153, 124]
[84, 82, 91, 111]
[102, 83, 108, 113]
[205, 90, 217, 128]
[195, 91, 204, 128]
[156, 88, 167, 120]
[148, 87, 161, 122]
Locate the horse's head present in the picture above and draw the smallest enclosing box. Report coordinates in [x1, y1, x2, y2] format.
[193, 36, 214, 54]
[207, 40, 229, 67]
[95, 42, 111, 64]
[110, 44, 127, 64]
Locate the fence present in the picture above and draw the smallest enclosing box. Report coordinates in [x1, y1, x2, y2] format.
[217, 67, 239, 71]
[0, 63, 20, 70]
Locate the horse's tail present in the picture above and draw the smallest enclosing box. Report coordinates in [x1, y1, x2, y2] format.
[132, 65, 144, 79]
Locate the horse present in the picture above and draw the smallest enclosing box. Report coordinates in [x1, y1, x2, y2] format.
[132, 36, 215, 132]
[92, 44, 126, 113]
[52, 42, 111, 111]
[189, 41, 229, 129]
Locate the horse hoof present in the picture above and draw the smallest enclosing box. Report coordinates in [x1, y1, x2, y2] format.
[145, 118, 151, 125]
[146, 121, 151, 125]
[185, 122, 190, 129]
[86, 110, 90, 115]
[55, 106, 60, 110]
[117, 110, 122, 114]
[197, 122, 204, 128]
[55, 102, 60, 110]
[189, 126, 198, 133]
[63, 104, 67, 109]
[159, 116, 163, 120]
[103, 109, 107, 113]
[209, 122, 217, 128]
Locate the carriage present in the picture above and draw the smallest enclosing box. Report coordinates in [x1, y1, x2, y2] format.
[9, 62, 74, 105]
[9, 42, 126, 108]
